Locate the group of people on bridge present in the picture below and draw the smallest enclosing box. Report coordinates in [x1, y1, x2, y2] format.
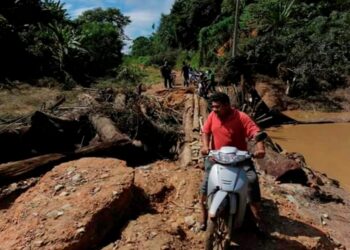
[160, 60, 217, 97]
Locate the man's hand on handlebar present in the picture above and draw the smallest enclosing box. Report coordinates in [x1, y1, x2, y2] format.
[201, 146, 210, 155]
[254, 140, 265, 159]
[253, 149, 265, 159]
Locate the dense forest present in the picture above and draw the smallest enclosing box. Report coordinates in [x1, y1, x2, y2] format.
[131, 0, 350, 97]
[1, 0, 349, 97]
[0, 0, 130, 88]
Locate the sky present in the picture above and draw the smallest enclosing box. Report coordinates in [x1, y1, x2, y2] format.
[61, 0, 175, 51]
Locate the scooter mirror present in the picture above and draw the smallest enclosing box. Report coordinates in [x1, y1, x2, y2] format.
[255, 131, 267, 142]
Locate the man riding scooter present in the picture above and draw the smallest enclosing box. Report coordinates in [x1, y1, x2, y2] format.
[200, 92, 267, 234]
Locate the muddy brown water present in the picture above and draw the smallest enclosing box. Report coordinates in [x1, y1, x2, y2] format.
[267, 111, 350, 191]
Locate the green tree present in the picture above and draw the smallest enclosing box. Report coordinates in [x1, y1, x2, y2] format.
[0, 0, 43, 80]
[41, 0, 69, 23]
[47, 22, 86, 85]
[156, 0, 222, 50]
[75, 8, 130, 76]
[75, 7, 130, 38]
[156, 14, 178, 49]
[131, 36, 153, 56]
[240, 0, 295, 34]
[199, 16, 233, 65]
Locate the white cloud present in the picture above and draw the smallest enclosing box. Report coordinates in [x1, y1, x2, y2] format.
[124, 10, 158, 38]
[63, 3, 73, 11]
[61, 0, 175, 52]
[71, 7, 98, 18]
[125, 0, 173, 12]
[126, 10, 156, 23]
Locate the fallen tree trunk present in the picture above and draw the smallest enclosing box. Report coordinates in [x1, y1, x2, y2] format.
[77, 93, 100, 107]
[179, 94, 193, 167]
[114, 93, 127, 111]
[257, 110, 297, 128]
[127, 103, 179, 158]
[0, 111, 94, 164]
[29, 111, 84, 152]
[193, 94, 199, 131]
[89, 114, 127, 141]
[0, 137, 150, 183]
[44, 95, 66, 111]
[199, 97, 208, 122]
[0, 126, 33, 164]
[0, 89, 184, 182]
[0, 153, 67, 179]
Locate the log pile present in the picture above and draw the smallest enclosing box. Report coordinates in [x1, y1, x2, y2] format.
[179, 94, 193, 167]
[178, 93, 208, 167]
[0, 88, 183, 184]
[0, 83, 327, 196]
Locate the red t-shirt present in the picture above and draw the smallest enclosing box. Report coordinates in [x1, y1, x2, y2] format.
[202, 108, 260, 150]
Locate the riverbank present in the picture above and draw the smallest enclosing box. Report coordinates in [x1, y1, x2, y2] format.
[255, 76, 350, 113]
[268, 123, 350, 191]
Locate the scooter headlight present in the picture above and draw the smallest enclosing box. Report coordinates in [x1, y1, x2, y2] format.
[210, 151, 250, 164]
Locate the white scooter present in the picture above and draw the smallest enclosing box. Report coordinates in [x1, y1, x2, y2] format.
[205, 133, 266, 250]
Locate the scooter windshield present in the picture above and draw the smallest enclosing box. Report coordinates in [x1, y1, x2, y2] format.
[210, 151, 249, 165]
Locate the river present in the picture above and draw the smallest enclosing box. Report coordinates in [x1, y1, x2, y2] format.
[266, 111, 350, 191]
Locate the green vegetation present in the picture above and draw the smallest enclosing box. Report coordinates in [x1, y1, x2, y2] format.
[129, 0, 350, 98]
[142, 67, 164, 86]
[0, 0, 130, 88]
[238, 0, 350, 96]
[1, 0, 349, 98]
[199, 17, 233, 66]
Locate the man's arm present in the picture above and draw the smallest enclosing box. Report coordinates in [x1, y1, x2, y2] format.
[201, 132, 211, 155]
[201, 113, 213, 155]
[254, 140, 265, 159]
[240, 112, 265, 158]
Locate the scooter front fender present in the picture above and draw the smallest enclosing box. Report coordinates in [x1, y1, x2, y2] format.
[208, 190, 228, 218]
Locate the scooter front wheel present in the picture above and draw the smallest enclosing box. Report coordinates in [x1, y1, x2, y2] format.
[205, 216, 230, 250]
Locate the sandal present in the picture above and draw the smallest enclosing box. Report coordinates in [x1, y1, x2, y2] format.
[199, 216, 208, 231]
[199, 222, 207, 231]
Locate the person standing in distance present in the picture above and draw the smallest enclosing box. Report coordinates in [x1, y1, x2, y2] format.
[181, 61, 190, 87]
[160, 60, 172, 89]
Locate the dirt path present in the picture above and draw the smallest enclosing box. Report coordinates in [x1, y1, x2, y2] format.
[109, 81, 348, 250]
[101, 83, 347, 249]
[145, 70, 194, 94]
[1, 79, 349, 250]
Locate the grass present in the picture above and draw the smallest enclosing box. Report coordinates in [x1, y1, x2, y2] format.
[93, 78, 127, 89]
[0, 84, 82, 119]
[0, 65, 163, 120]
[94, 65, 163, 89]
[141, 66, 163, 85]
